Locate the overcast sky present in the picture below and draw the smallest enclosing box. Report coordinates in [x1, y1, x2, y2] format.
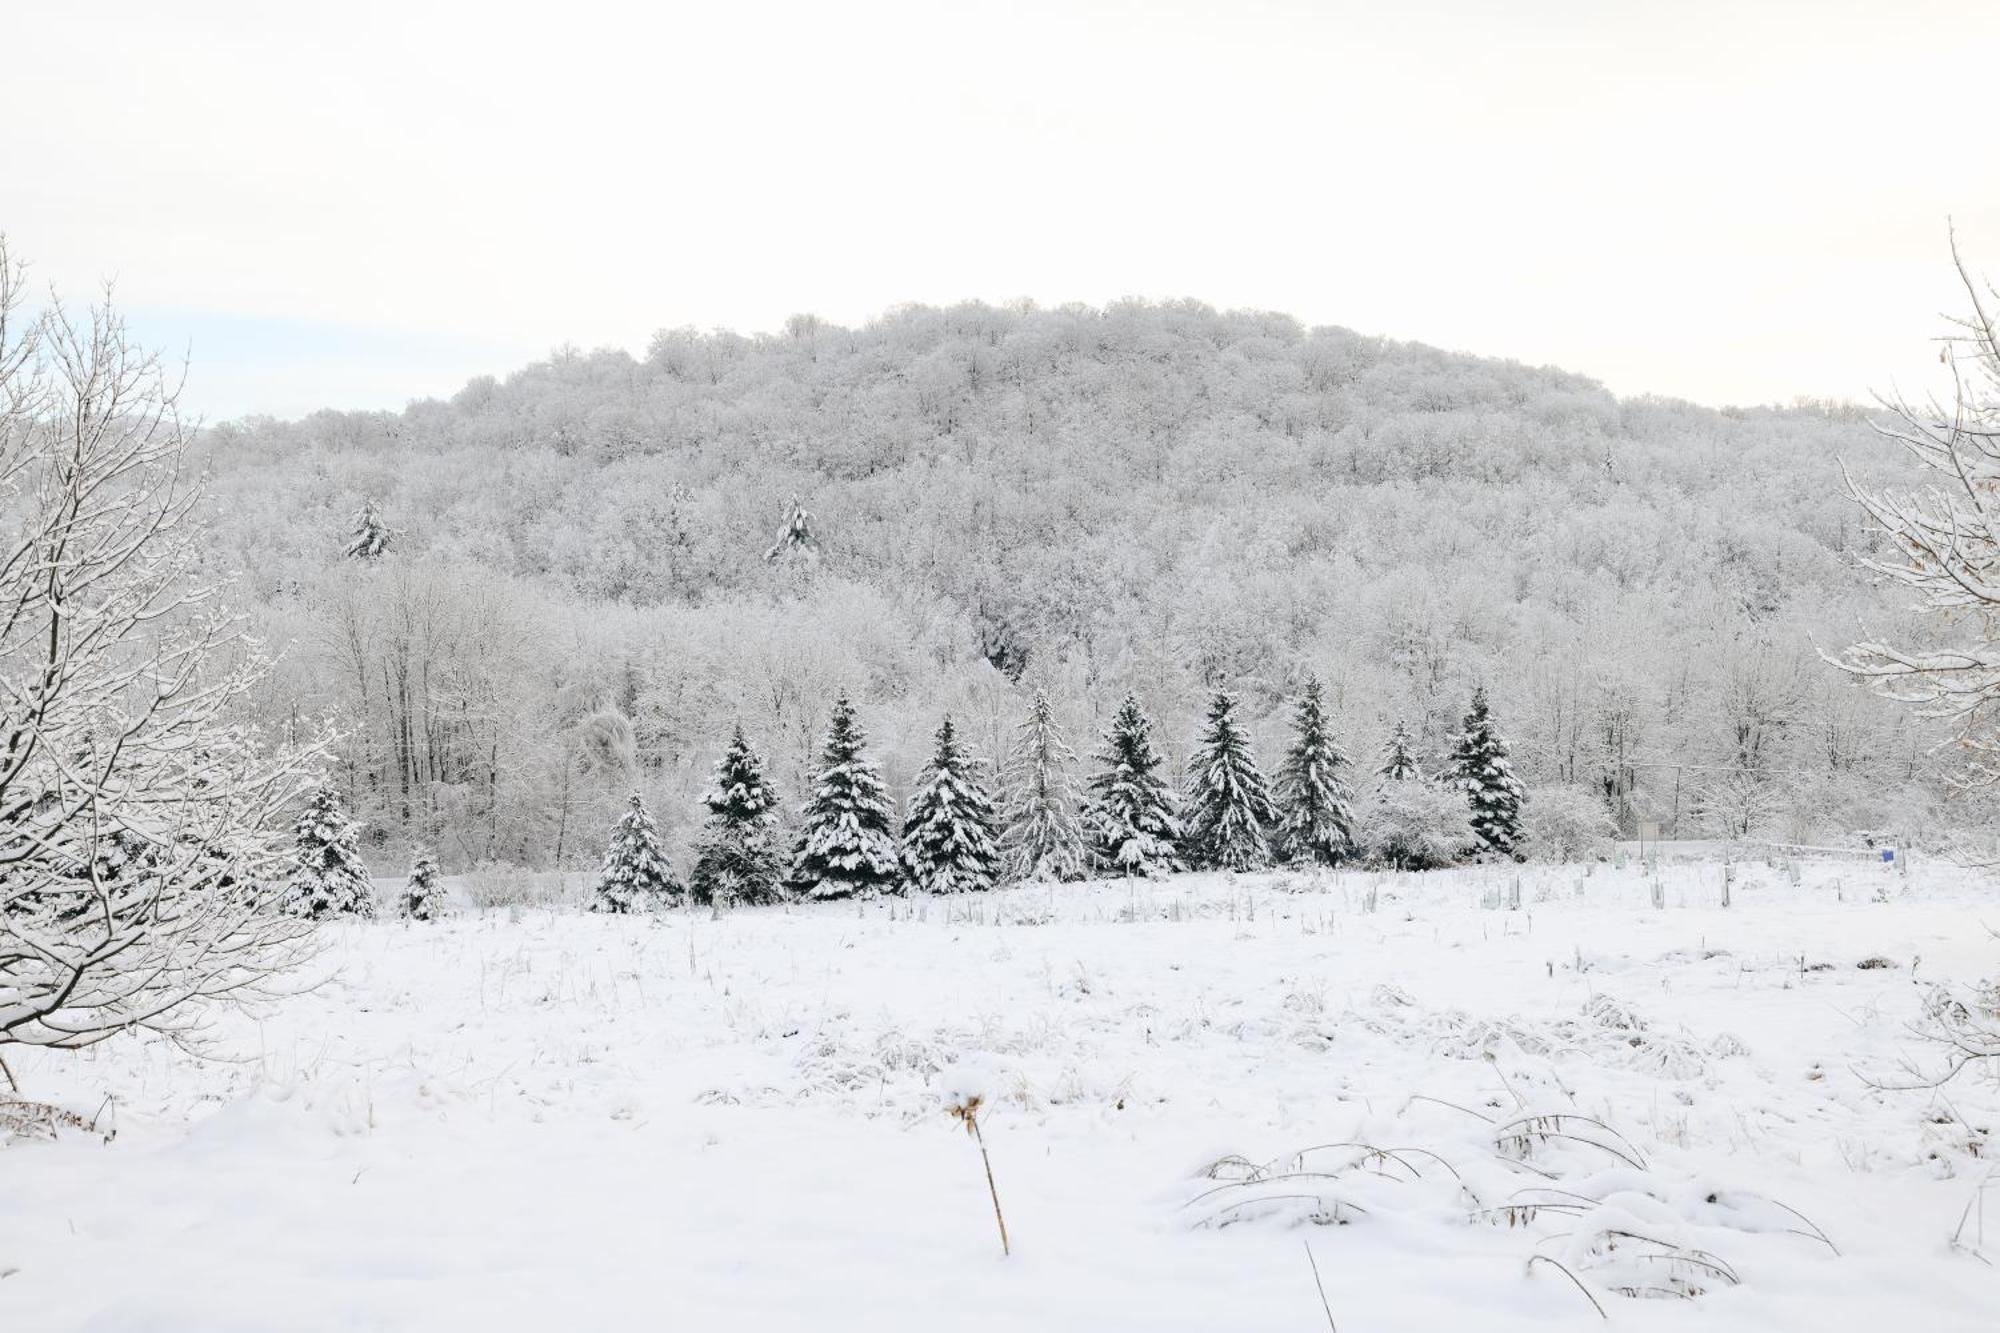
[12, 0, 1999, 421]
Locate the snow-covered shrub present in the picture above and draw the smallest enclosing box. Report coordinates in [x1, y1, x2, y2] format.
[1522, 785, 1616, 862]
[1359, 779, 1476, 870]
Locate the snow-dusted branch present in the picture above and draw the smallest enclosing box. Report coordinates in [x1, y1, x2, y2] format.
[0, 237, 329, 1059]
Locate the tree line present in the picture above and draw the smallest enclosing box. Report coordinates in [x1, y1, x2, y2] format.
[285, 680, 1535, 918]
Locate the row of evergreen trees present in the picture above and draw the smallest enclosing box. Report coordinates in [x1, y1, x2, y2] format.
[587, 680, 1525, 911]
[276, 682, 1524, 918]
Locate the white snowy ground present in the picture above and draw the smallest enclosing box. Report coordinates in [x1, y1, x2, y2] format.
[5, 858, 1999, 1331]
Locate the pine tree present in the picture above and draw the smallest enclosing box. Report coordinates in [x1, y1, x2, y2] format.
[345, 497, 392, 559]
[1083, 694, 1184, 877]
[788, 696, 901, 899]
[689, 725, 786, 907]
[400, 852, 446, 921]
[285, 786, 376, 919]
[1449, 687, 1527, 857]
[1181, 689, 1279, 871]
[1378, 718, 1423, 782]
[1274, 676, 1356, 865]
[901, 717, 1001, 894]
[998, 690, 1087, 883]
[590, 793, 683, 913]
[764, 495, 819, 564]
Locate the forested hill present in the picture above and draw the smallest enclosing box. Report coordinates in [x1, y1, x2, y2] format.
[198, 300, 1945, 868]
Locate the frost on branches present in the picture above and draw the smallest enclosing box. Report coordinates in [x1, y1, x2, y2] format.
[1084, 694, 1184, 877]
[0, 247, 326, 1055]
[901, 717, 1001, 894]
[1180, 689, 1278, 871]
[1274, 676, 1356, 866]
[1448, 687, 1526, 858]
[689, 725, 785, 908]
[287, 787, 377, 919]
[399, 853, 446, 921]
[591, 793, 684, 913]
[1361, 779, 1476, 871]
[998, 690, 1087, 883]
[788, 696, 901, 899]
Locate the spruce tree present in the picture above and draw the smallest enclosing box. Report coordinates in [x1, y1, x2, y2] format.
[689, 724, 786, 907]
[1181, 689, 1279, 871]
[345, 497, 392, 559]
[400, 852, 446, 921]
[286, 786, 376, 919]
[1378, 718, 1423, 782]
[1449, 687, 1527, 857]
[1274, 675, 1356, 865]
[590, 792, 683, 913]
[998, 689, 1087, 883]
[1083, 694, 1183, 877]
[788, 696, 901, 899]
[900, 717, 1001, 894]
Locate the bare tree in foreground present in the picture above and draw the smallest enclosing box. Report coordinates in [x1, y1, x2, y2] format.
[1841, 231, 2000, 1083]
[1841, 232, 2000, 777]
[0, 239, 326, 1082]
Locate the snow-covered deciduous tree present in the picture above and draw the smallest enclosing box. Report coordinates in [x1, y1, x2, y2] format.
[788, 696, 901, 899]
[1379, 719, 1423, 781]
[998, 689, 1087, 883]
[345, 497, 392, 559]
[1273, 675, 1356, 865]
[1360, 778, 1476, 871]
[900, 717, 1001, 894]
[689, 725, 785, 907]
[0, 247, 327, 1058]
[1840, 235, 2000, 783]
[1448, 688, 1526, 857]
[1084, 694, 1183, 877]
[1180, 689, 1277, 871]
[400, 853, 446, 921]
[1521, 785, 1616, 862]
[287, 787, 377, 919]
[590, 793, 682, 913]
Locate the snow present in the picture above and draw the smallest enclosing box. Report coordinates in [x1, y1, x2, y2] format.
[5, 856, 1998, 1330]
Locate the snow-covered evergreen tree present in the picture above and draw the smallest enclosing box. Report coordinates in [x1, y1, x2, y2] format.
[399, 852, 446, 921]
[1274, 675, 1356, 865]
[1378, 718, 1423, 782]
[764, 495, 819, 565]
[590, 792, 683, 913]
[788, 696, 902, 899]
[900, 717, 1001, 894]
[689, 724, 786, 907]
[286, 786, 376, 919]
[998, 689, 1087, 883]
[345, 497, 392, 559]
[1449, 687, 1527, 857]
[1084, 694, 1183, 877]
[1181, 689, 1278, 871]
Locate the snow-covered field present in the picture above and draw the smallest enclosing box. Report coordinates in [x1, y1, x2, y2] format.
[5, 858, 1998, 1331]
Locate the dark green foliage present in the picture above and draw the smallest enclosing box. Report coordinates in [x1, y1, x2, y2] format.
[591, 793, 683, 912]
[1449, 687, 1526, 857]
[1274, 676, 1356, 865]
[689, 725, 785, 907]
[900, 717, 1001, 894]
[1084, 694, 1183, 877]
[1181, 689, 1278, 871]
[788, 696, 901, 899]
